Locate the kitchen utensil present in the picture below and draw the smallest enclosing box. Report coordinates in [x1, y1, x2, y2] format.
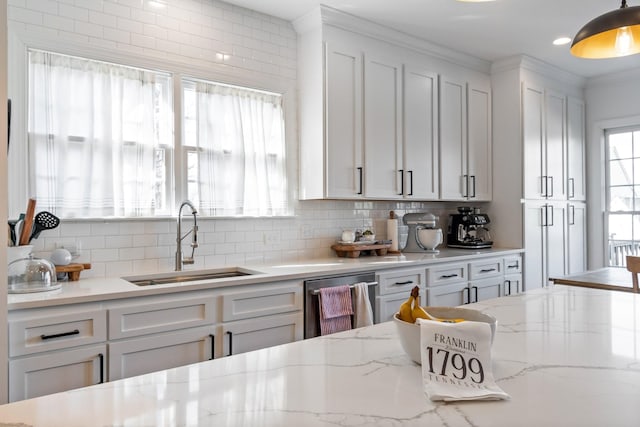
[8, 220, 17, 246]
[29, 211, 60, 242]
[14, 219, 24, 246]
[18, 198, 37, 246]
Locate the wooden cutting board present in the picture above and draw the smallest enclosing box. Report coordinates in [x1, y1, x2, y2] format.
[331, 243, 391, 258]
[55, 263, 92, 281]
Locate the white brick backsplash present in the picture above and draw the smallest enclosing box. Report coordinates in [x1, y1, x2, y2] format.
[9, 6, 43, 25]
[103, 1, 130, 18]
[82, 0, 103, 13]
[43, 13, 72, 30]
[26, 0, 56, 14]
[144, 246, 171, 259]
[105, 261, 133, 276]
[89, 11, 117, 28]
[143, 23, 167, 39]
[90, 222, 120, 235]
[119, 247, 145, 260]
[131, 7, 156, 25]
[131, 32, 156, 49]
[75, 20, 103, 37]
[117, 16, 143, 33]
[104, 27, 130, 44]
[91, 248, 120, 262]
[132, 234, 157, 247]
[58, 3, 87, 21]
[105, 235, 133, 249]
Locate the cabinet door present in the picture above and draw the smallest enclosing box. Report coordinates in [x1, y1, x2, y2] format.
[522, 82, 545, 199]
[108, 326, 215, 381]
[222, 312, 302, 357]
[9, 344, 106, 402]
[524, 201, 547, 291]
[546, 202, 567, 281]
[439, 75, 467, 200]
[503, 274, 523, 296]
[545, 90, 567, 200]
[426, 282, 468, 307]
[363, 53, 402, 198]
[376, 292, 425, 323]
[469, 277, 503, 303]
[325, 43, 363, 198]
[377, 267, 425, 296]
[567, 202, 587, 274]
[467, 83, 492, 201]
[403, 66, 438, 199]
[567, 97, 586, 201]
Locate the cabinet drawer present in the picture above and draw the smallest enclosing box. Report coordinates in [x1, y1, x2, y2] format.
[469, 258, 502, 279]
[108, 326, 215, 381]
[9, 309, 107, 357]
[9, 344, 106, 402]
[221, 281, 302, 322]
[426, 282, 468, 307]
[375, 291, 426, 323]
[427, 263, 467, 286]
[109, 295, 217, 340]
[377, 268, 425, 296]
[503, 255, 523, 274]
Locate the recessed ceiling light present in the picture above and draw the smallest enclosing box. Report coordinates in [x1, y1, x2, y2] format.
[553, 37, 572, 46]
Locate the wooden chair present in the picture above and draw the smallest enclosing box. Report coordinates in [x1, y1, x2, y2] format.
[625, 256, 640, 293]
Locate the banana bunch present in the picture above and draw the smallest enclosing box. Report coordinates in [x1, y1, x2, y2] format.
[397, 286, 464, 324]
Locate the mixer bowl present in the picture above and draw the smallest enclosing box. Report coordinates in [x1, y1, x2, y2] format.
[417, 228, 442, 251]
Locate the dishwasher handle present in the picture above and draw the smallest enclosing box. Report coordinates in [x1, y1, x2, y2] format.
[309, 281, 378, 295]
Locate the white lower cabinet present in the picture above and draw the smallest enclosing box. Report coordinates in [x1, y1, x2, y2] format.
[375, 267, 427, 322]
[221, 312, 303, 356]
[108, 326, 216, 381]
[9, 344, 106, 402]
[504, 274, 523, 296]
[426, 282, 469, 307]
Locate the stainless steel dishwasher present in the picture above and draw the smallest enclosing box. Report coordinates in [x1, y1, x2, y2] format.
[304, 272, 377, 338]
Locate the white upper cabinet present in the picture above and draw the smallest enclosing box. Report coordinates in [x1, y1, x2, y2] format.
[363, 53, 402, 198]
[467, 84, 492, 201]
[439, 75, 467, 200]
[522, 82, 546, 199]
[325, 43, 364, 198]
[403, 66, 439, 199]
[544, 90, 567, 200]
[567, 97, 586, 201]
[440, 77, 492, 201]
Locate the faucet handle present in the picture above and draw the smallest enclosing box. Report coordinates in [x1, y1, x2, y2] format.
[182, 257, 195, 265]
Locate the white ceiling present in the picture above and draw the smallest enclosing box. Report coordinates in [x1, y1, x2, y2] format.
[224, 0, 640, 78]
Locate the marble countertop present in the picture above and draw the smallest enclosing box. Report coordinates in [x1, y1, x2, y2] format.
[1, 284, 638, 427]
[8, 247, 523, 310]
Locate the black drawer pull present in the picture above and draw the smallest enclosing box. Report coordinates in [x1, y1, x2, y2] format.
[209, 334, 215, 360]
[479, 268, 497, 273]
[507, 263, 519, 269]
[440, 273, 459, 279]
[98, 353, 104, 384]
[226, 331, 233, 356]
[394, 280, 414, 285]
[40, 329, 80, 340]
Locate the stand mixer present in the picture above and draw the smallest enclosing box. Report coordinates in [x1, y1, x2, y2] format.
[402, 213, 443, 253]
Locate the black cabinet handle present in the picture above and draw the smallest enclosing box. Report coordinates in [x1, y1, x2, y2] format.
[470, 175, 476, 198]
[463, 287, 470, 304]
[541, 175, 548, 197]
[398, 169, 404, 195]
[505, 280, 512, 296]
[479, 268, 496, 273]
[98, 353, 104, 384]
[40, 329, 80, 340]
[394, 280, 414, 285]
[569, 177, 575, 199]
[548, 204, 554, 226]
[209, 334, 215, 360]
[569, 204, 575, 225]
[507, 262, 519, 269]
[408, 170, 413, 196]
[357, 167, 363, 195]
[226, 331, 233, 356]
[440, 273, 458, 279]
[548, 176, 554, 198]
[472, 286, 479, 303]
[463, 174, 469, 197]
[541, 206, 547, 227]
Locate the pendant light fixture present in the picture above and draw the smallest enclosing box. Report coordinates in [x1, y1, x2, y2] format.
[571, 1, 640, 58]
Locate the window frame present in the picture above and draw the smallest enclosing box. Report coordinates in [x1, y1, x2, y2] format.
[8, 33, 295, 219]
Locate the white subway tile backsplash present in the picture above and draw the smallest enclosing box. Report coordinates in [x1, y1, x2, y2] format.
[105, 235, 133, 249]
[119, 247, 145, 260]
[103, 1, 131, 19]
[117, 16, 143, 33]
[104, 27, 131, 44]
[9, 6, 43, 25]
[131, 32, 156, 49]
[91, 248, 120, 262]
[89, 11, 117, 28]
[58, 3, 87, 21]
[75, 20, 103, 37]
[132, 234, 157, 247]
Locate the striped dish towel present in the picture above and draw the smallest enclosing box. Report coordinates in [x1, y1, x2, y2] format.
[319, 285, 354, 336]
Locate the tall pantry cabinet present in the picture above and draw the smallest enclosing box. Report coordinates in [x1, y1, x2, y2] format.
[490, 57, 587, 291]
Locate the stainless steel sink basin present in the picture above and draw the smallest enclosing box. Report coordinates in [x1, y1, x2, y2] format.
[124, 267, 262, 286]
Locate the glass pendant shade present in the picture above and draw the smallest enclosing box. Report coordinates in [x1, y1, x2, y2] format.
[571, 1, 640, 58]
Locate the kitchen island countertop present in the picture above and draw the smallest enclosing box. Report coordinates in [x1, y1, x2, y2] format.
[0, 284, 638, 426]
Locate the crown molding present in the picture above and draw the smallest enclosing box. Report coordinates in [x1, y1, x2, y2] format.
[491, 55, 586, 88]
[294, 5, 491, 74]
[586, 65, 640, 88]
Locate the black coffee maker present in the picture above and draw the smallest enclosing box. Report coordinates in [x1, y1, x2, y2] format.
[447, 207, 493, 249]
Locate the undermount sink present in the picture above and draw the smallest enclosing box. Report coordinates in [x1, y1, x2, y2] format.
[124, 267, 262, 287]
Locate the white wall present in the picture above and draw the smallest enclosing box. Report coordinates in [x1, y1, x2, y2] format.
[585, 69, 640, 269]
[7, 0, 473, 277]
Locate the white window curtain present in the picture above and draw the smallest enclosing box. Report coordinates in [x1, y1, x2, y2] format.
[186, 80, 288, 216]
[28, 51, 172, 218]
